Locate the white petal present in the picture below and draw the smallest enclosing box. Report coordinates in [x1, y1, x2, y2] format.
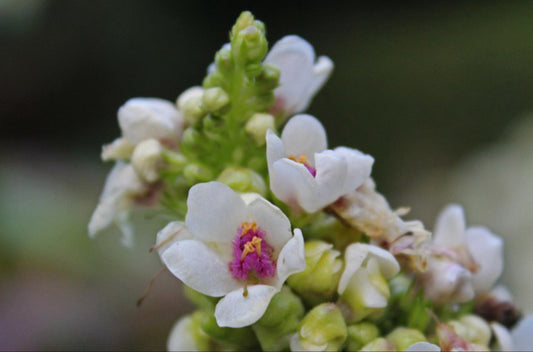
[101, 137, 135, 161]
[118, 98, 183, 144]
[270, 158, 316, 212]
[214, 285, 278, 328]
[349, 262, 388, 308]
[265, 36, 315, 115]
[433, 204, 466, 247]
[297, 56, 334, 113]
[490, 284, 514, 303]
[406, 342, 441, 352]
[281, 114, 327, 164]
[334, 147, 374, 194]
[491, 322, 514, 351]
[511, 315, 533, 351]
[466, 226, 503, 293]
[266, 129, 285, 168]
[161, 239, 240, 297]
[275, 229, 306, 288]
[312, 149, 348, 208]
[361, 244, 400, 279]
[155, 221, 192, 255]
[185, 182, 247, 243]
[423, 258, 474, 304]
[247, 197, 292, 253]
[167, 316, 199, 352]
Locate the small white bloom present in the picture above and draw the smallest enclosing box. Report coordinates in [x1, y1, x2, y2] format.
[265, 35, 333, 119]
[337, 243, 400, 323]
[433, 204, 504, 294]
[159, 181, 306, 328]
[266, 114, 373, 213]
[102, 98, 184, 161]
[88, 162, 150, 246]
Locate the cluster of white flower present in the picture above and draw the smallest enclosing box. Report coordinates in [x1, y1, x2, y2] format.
[89, 11, 532, 351]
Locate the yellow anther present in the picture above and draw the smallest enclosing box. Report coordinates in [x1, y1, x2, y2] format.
[288, 154, 309, 164]
[240, 236, 263, 261]
[241, 221, 257, 236]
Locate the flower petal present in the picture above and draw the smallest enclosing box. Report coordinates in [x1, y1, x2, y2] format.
[299, 56, 334, 112]
[491, 322, 514, 351]
[511, 315, 533, 351]
[118, 98, 183, 144]
[338, 243, 368, 294]
[155, 221, 192, 255]
[266, 129, 286, 168]
[167, 315, 198, 352]
[361, 244, 400, 279]
[275, 229, 306, 288]
[433, 204, 466, 247]
[281, 114, 327, 164]
[246, 196, 292, 253]
[214, 285, 278, 328]
[270, 158, 316, 211]
[406, 342, 441, 352]
[161, 239, 240, 297]
[466, 226, 503, 293]
[185, 181, 247, 243]
[313, 149, 348, 206]
[334, 147, 374, 194]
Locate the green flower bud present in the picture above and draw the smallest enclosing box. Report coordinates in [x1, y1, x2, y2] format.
[131, 138, 163, 183]
[346, 322, 380, 352]
[292, 303, 347, 351]
[181, 127, 200, 147]
[183, 163, 213, 183]
[232, 25, 268, 66]
[167, 311, 214, 351]
[245, 113, 275, 145]
[161, 149, 187, 169]
[253, 286, 305, 351]
[199, 311, 258, 350]
[217, 166, 267, 195]
[307, 213, 363, 251]
[360, 337, 394, 351]
[177, 86, 205, 125]
[203, 71, 225, 89]
[255, 64, 280, 91]
[202, 87, 230, 113]
[287, 241, 343, 306]
[448, 314, 491, 347]
[231, 11, 255, 39]
[214, 45, 233, 76]
[387, 327, 427, 351]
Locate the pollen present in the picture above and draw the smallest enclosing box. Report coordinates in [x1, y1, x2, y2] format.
[241, 236, 263, 261]
[240, 221, 257, 236]
[287, 153, 317, 177]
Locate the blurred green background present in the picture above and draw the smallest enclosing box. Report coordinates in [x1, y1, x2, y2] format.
[1, 1, 533, 350]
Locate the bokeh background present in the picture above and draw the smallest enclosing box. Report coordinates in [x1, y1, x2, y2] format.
[1, 1, 533, 350]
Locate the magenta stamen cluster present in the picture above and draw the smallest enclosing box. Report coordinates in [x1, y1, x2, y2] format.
[229, 223, 277, 281]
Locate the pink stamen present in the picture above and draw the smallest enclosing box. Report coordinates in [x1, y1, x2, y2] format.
[229, 222, 276, 282]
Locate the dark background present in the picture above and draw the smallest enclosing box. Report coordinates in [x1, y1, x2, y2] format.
[1, 1, 533, 349]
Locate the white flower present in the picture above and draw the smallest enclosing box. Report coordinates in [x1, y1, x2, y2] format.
[102, 98, 184, 161]
[159, 181, 306, 328]
[266, 114, 374, 213]
[88, 162, 151, 246]
[491, 315, 533, 351]
[265, 35, 333, 119]
[422, 257, 474, 305]
[434, 204, 503, 293]
[337, 243, 400, 323]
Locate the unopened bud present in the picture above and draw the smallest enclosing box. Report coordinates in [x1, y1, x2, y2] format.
[217, 167, 267, 195]
[231, 11, 255, 39]
[202, 87, 230, 113]
[101, 137, 135, 161]
[181, 127, 200, 147]
[177, 86, 205, 125]
[183, 163, 212, 183]
[387, 327, 427, 351]
[360, 338, 394, 352]
[290, 303, 347, 351]
[167, 312, 211, 352]
[131, 139, 163, 183]
[199, 311, 257, 349]
[232, 25, 268, 66]
[346, 322, 380, 351]
[245, 113, 275, 145]
[253, 286, 305, 351]
[256, 64, 280, 91]
[448, 315, 491, 347]
[287, 241, 343, 306]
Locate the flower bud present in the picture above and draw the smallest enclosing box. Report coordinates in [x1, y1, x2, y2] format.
[255, 64, 281, 91]
[181, 127, 200, 147]
[386, 327, 427, 351]
[167, 312, 212, 352]
[217, 167, 267, 195]
[448, 315, 491, 347]
[346, 322, 380, 351]
[232, 25, 268, 66]
[202, 87, 230, 113]
[359, 338, 394, 351]
[214, 44, 233, 75]
[199, 310, 257, 349]
[177, 86, 205, 125]
[101, 137, 135, 161]
[131, 138, 163, 183]
[245, 113, 275, 145]
[253, 286, 305, 351]
[287, 241, 343, 306]
[231, 11, 255, 38]
[290, 303, 347, 351]
[183, 163, 213, 183]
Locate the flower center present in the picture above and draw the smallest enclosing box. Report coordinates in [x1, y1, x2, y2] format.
[288, 154, 316, 177]
[229, 221, 276, 282]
